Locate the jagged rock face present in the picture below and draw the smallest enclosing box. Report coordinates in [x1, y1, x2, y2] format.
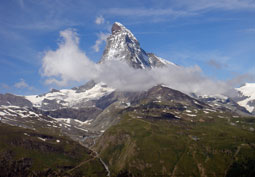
[0, 93, 32, 108]
[248, 100, 255, 115]
[72, 80, 97, 93]
[100, 22, 151, 69]
[42, 107, 102, 122]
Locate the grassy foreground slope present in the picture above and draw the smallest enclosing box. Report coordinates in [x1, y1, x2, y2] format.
[95, 108, 255, 177]
[0, 123, 107, 177]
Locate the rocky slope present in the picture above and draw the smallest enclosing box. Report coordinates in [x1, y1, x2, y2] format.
[195, 94, 251, 116]
[0, 93, 32, 108]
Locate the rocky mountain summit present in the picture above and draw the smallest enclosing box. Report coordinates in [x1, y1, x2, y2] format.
[100, 22, 174, 69]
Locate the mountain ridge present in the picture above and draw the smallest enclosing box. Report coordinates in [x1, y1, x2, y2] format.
[2, 22, 253, 117]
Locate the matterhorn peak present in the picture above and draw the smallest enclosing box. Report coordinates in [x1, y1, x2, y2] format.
[99, 22, 174, 69]
[100, 22, 150, 69]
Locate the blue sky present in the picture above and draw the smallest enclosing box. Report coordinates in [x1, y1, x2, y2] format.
[0, 0, 255, 95]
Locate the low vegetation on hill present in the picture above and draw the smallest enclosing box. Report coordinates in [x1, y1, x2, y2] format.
[0, 123, 107, 177]
[95, 100, 255, 177]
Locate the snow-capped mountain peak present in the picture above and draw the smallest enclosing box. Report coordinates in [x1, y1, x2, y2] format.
[236, 83, 255, 113]
[24, 22, 179, 111]
[100, 22, 151, 69]
[24, 22, 178, 110]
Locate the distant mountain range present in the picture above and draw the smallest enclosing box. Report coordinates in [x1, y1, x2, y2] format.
[21, 22, 254, 116]
[0, 22, 254, 132]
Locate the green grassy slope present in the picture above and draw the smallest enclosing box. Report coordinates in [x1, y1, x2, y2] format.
[95, 108, 255, 177]
[0, 123, 107, 177]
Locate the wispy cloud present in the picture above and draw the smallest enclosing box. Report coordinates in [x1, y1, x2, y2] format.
[8, 0, 80, 31]
[104, 8, 196, 18]
[18, 0, 25, 9]
[14, 79, 35, 91]
[92, 32, 110, 52]
[14, 79, 29, 88]
[95, 16, 105, 25]
[207, 59, 228, 69]
[13, 19, 78, 31]
[227, 73, 255, 87]
[102, 0, 255, 20]
[168, 49, 231, 65]
[174, 0, 255, 11]
[243, 28, 255, 33]
[0, 83, 10, 90]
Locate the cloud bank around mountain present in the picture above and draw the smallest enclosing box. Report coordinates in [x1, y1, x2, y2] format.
[41, 29, 233, 95]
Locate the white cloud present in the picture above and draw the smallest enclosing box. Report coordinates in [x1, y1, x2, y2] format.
[15, 79, 29, 88]
[96, 61, 232, 95]
[40, 29, 234, 96]
[92, 32, 110, 52]
[95, 16, 105, 25]
[41, 29, 97, 86]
